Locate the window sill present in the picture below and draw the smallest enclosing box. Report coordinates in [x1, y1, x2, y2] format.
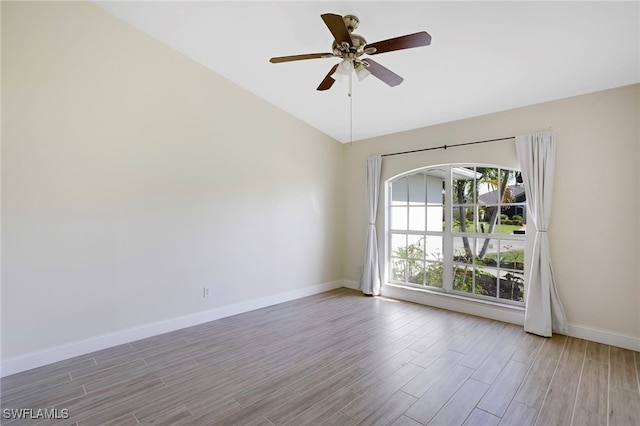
[382, 283, 525, 325]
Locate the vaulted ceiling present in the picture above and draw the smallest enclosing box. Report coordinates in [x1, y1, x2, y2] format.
[94, 1, 640, 143]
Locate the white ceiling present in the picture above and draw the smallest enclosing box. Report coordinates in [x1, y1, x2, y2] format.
[94, 1, 640, 143]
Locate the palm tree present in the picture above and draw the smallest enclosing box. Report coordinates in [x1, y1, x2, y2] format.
[454, 178, 473, 258]
[477, 168, 513, 258]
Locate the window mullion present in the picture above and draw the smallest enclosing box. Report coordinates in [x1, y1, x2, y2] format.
[423, 173, 428, 287]
[443, 166, 453, 292]
[405, 177, 410, 284]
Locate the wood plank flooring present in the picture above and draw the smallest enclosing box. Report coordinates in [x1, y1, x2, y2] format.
[1, 288, 639, 425]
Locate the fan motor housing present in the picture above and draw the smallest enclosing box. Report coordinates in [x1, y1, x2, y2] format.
[330, 14, 366, 57]
[332, 15, 367, 57]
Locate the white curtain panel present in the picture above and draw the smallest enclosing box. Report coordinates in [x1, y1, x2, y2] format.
[515, 131, 568, 336]
[360, 155, 382, 296]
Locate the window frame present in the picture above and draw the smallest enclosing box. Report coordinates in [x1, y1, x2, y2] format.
[385, 164, 527, 307]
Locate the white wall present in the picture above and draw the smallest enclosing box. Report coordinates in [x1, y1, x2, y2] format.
[1, 2, 344, 372]
[344, 84, 640, 350]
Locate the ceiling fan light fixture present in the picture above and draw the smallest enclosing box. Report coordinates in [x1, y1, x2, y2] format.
[331, 72, 349, 84]
[331, 59, 354, 83]
[355, 63, 371, 81]
[337, 59, 353, 74]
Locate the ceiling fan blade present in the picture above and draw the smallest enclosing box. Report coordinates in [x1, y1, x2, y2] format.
[270, 53, 334, 63]
[317, 64, 339, 91]
[361, 59, 403, 87]
[365, 31, 432, 55]
[321, 13, 353, 46]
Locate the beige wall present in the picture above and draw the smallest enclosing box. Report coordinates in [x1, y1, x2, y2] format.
[1, 2, 343, 361]
[344, 84, 640, 345]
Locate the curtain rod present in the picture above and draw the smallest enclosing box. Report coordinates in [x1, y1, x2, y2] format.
[381, 136, 515, 158]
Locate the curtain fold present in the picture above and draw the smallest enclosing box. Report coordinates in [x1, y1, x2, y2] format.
[515, 131, 568, 336]
[360, 155, 382, 295]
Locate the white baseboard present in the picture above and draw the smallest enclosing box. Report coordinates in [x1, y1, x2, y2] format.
[342, 279, 360, 290]
[567, 324, 640, 352]
[1, 281, 343, 378]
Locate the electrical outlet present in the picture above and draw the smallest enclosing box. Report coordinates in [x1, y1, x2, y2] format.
[203, 287, 211, 298]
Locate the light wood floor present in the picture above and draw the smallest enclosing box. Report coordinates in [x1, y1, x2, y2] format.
[1, 288, 639, 425]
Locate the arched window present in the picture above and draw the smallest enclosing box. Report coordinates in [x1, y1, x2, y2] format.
[387, 165, 526, 305]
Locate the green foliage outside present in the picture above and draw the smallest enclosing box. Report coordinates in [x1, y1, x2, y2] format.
[393, 243, 443, 288]
[482, 249, 524, 270]
[506, 215, 524, 226]
[393, 236, 525, 302]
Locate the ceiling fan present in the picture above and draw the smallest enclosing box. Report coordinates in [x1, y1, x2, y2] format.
[269, 13, 431, 91]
